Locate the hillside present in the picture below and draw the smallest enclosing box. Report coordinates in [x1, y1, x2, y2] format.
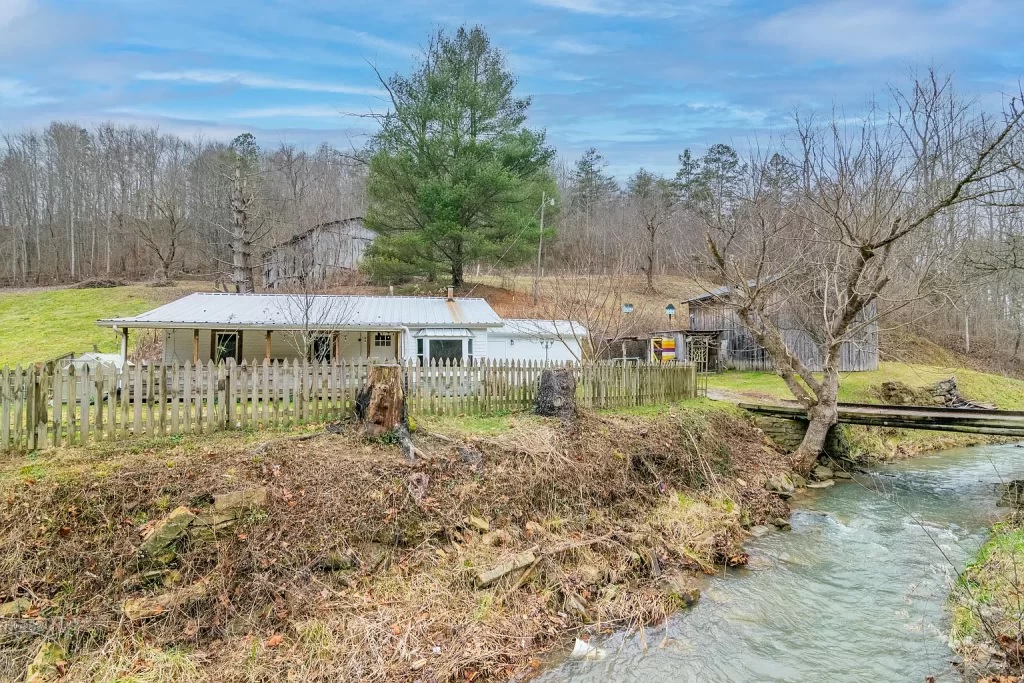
[0, 282, 212, 366]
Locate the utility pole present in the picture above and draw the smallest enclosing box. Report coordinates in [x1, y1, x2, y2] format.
[534, 191, 554, 306]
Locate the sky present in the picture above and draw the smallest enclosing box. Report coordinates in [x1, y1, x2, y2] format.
[1, 0, 1022, 177]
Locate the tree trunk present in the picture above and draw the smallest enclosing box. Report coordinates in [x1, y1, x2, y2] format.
[535, 367, 576, 421]
[793, 368, 839, 471]
[355, 364, 406, 437]
[451, 262, 464, 288]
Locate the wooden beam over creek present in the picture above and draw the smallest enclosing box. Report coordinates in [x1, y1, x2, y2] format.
[739, 402, 1024, 438]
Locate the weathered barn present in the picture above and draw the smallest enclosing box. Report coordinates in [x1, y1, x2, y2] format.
[684, 287, 879, 372]
[262, 217, 374, 289]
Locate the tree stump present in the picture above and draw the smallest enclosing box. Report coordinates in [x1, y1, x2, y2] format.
[535, 367, 577, 421]
[356, 365, 406, 438]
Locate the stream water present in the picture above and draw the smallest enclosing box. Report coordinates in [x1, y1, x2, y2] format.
[539, 442, 1024, 683]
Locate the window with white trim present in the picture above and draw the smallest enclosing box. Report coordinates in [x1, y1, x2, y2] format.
[374, 332, 392, 348]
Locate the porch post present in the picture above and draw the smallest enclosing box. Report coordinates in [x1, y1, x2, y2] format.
[332, 331, 340, 361]
[192, 329, 200, 364]
[119, 327, 129, 362]
[265, 330, 272, 361]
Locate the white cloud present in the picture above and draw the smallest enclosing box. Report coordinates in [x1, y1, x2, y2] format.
[0, 78, 56, 106]
[135, 70, 385, 97]
[226, 105, 375, 119]
[528, 0, 683, 18]
[753, 0, 1000, 62]
[550, 38, 602, 56]
[0, 0, 32, 28]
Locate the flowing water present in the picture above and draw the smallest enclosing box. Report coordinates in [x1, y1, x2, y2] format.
[539, 442, 1024, 683]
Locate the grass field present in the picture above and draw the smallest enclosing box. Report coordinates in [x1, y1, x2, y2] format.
[0, 282, 210, 366]
[707, 362, 1024, 410]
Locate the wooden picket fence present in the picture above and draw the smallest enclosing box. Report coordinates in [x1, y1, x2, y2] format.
[0, 359, 698, 451]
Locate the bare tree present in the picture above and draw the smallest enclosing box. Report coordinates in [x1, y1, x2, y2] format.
[692, 72, 1024, 470]
[627, 168, 675, 291]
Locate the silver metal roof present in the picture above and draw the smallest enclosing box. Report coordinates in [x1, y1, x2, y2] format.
[496, 319, 589, 338]
[97, 293, 503, 330]
[414, 328, 473, 337]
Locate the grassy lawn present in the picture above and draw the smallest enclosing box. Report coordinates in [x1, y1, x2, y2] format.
[0, 282, 210, 367]
[707, 362, 1024, 410]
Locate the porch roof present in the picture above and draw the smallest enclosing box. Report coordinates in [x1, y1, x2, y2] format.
[97, 292, 503, 331]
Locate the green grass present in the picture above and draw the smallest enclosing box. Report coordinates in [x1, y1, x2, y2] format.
[949, 520, 1024, 657]
[0, 282, 210, 366]
[707, 362, 1024, 410]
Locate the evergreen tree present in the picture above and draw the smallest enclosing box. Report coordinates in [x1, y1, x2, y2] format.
[364, 26, 555, 287]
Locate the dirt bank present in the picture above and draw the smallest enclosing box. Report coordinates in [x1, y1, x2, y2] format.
[0, 405, 791, 682]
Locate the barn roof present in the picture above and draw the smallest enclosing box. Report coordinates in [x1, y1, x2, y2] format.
[683, 284, 732, 304]
[97, 293, 503, 330]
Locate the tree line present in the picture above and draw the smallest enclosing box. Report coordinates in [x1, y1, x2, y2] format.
[0, 124, 366, 285]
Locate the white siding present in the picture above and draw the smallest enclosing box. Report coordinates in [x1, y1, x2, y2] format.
[487, 332, 581, 363]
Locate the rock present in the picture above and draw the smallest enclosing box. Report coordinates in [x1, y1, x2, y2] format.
[807, 480, 835, 489]
[791, 474, 807, 488]
[122, 578, 210, 621]
[213, 487, 267, 511]
[659, 571, 700, 608]
[476, 549, 538, 588]
[0, 597, 31, 617]
[578, 564, 608, 586]
[190, 510, 239, 542]
[25, 641, 66, 683]
[749, 525, 772, 538]
[765, 473, 795, 495]
[811, 465, 834, 481]
[834, 470, 853, 480]
[466, 515, 490, 533]
[563, 590, 590, 620]
[139, 506, 196, 566]
[771, 517, 792, 531]
[458, 446, 483, 468]
[316, 550, 357, 572]
[481, 530, 512, 547]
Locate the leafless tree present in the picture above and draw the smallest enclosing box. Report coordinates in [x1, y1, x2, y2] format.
[691, 71, 1024, 470]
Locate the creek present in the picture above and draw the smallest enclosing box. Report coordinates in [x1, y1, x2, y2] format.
[539, 442, 1024, 682]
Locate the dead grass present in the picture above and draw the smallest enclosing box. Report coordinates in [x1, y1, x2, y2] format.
[0, 405, 790, 682]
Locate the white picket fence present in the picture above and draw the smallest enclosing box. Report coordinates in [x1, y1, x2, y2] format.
[0, 359, 699, 451]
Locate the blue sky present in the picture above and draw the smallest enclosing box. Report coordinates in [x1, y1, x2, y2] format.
[1, 0, 1021, 176]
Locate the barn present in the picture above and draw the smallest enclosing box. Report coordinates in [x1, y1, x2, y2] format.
[262, 217, 374, 289]
[683, 287, 879, 372]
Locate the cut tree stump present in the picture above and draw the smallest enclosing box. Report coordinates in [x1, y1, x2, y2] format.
[535, 367, 577, 420]
[356, 364, 407, 437]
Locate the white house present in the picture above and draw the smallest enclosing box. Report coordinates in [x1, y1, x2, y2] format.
[97, 291, 586, 365]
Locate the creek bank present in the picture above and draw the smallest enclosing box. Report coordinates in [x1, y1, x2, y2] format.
[949, 516, 1024, 682]
[0, 404, 794, 683]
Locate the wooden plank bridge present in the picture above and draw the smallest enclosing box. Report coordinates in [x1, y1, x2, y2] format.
[740, 402, 1024, 439]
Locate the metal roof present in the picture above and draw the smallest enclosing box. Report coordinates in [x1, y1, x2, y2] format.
[97, 293, 503, 330]
[496, 319, 589, 338]
[414, 328, 473, 337]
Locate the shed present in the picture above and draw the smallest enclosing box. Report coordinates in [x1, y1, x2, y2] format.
[684, 287, 879, 372]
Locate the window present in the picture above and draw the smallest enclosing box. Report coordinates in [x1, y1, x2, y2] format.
[417, 338, 425, 367]
[214, 332, 239, 364]
[468, 338, 474, 366]
[374, 332, 392, 348]
[429, 339, 463, 365]
[310, 335, 333, 363]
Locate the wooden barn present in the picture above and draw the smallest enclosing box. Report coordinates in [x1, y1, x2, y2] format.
[683, 286, 879, 372]
[262, 217, 374, 289]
